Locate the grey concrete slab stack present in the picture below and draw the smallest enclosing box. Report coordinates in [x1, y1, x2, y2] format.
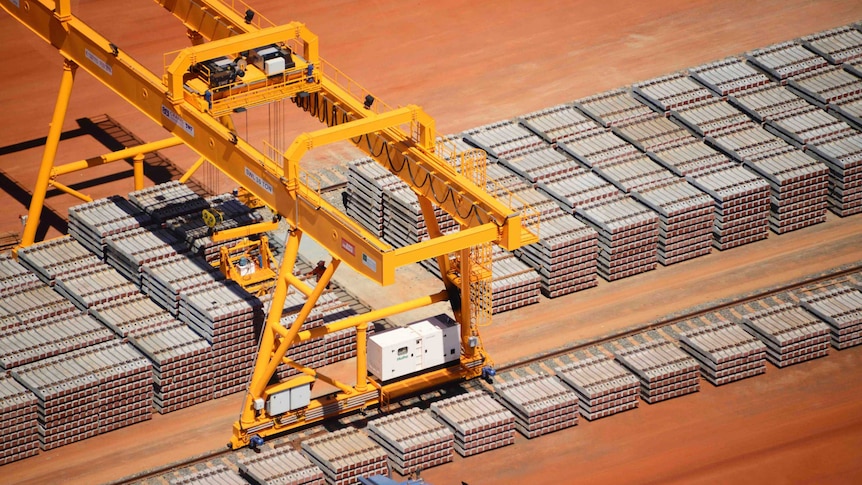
[16, 235, 101, 285]
[738, 302, 831, 367]
[128, 180, 210, 224]
[430, 390, 516, 457]
[167, 462, 246, 485]
[179, 279, 263, 397]
[678, 320, 767, 385]
[576, 197, 659, 281]
[554, 355, 640, 420]
[89, 294, 214, 412]
[68, 195, 152, 258]
[346, 158, 401, 238]
[366, 407, 455, 475]
[611, 340, 701, 404]
[104, 226, 187, 285]
[462, 119, 548, 160]
[0, 373, 39, 465]
[164, 192, 267, 264]
[300, 427, 390, 485]
[493, 373, 580, 438]
[11, 340, 152, 450]
[238, 445, 326, 485]
[800, 285, 862, 349]
[0, 313, 116, 370]
[141, 253, 225, 316]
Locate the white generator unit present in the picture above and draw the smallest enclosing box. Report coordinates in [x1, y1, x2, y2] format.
[367, 314, 461, 381]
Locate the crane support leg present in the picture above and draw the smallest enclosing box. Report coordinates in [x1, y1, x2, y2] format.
[19, 59, 78, 252]
[133, 153, 145, 191]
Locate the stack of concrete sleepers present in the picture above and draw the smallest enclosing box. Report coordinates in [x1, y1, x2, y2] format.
[575, 88, 658, 129]
[0, 274, 78, 328]
[745, 41, 830, 82]
[141, 253, 225, 316]
[430, 390, 516, 457]
[488, 246, 542, 313]
[128, 181, 209, 224]
[611, 339, 700, 404]
[346, 158, 401, 237]
[799, 25, 862, 66]
[104, 226, 187, 285]
[11, 340, 152, 450]
[795, 28, 862, 127]
[800, 285, 862, 349]
[89, 294, 214, 413]
[678, 320, 767, 385]
[496, 146, 583, 184]
[462, 119, 548, 160]
[738, 301, 831, 367]
[632, 72, 717, 114]
[537, 166, 624, 212]
[518, 103, 606, 145]
[0, 312, 115, 371]
[167, 463, 245, 485]
[238, 445, 325, 485]
[554, 354, 640, 420]
[53, 263, 140, 312]
[179, 279, 263, 397]
[0, 374, 38, 465]
[383, 183, 457, 249]
[16, 236, 101, 285]
[366, 407, 455, 475]
[0, 253, 39, 292]
[300, 427, 390, 485]
[576, 197, 659, 281]
[162, 193, 266, 264]
[493, 373, 580, 438]
[67, 195, 153, 258]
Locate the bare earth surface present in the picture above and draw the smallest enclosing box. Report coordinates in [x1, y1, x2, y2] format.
[2, 0, 862, 484]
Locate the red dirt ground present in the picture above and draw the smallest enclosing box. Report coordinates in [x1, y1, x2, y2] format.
[2, 1, 862, 484]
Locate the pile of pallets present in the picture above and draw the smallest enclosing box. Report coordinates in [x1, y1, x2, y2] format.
[164, 192, 267, 264]
[738, 301, 831, 367]
[612, 340, 700, 404]
[576, 197, 659, 281]
[0, 374, 39, 465]
[11, 340, 152, 450]
[68, 195, 153, 258]
[429, 390, 516, 457]
[16, 236, 101, 285]
[238, 445, 325, 485]
[493, 373, 580, 438]
[800, 285, 862, 349]
[128, 181, 209, 224]
[141, 253, 225, 316]
[366, 407, 455, 475]
[300, 427, 390, 485]
[104, 226, 187, 285]
[554, 355, 640, 420]
[179, 280, 263, 397]
[678, 320, 767, 385]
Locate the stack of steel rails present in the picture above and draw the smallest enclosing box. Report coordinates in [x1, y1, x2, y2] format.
[678, 320, 767, 385]
[366, 407, 455, 475]
[300, 427, 390, 485]
[429, 390, 516, 457]
[492, 373, 580, 438]
[16, 236, 101, 285]
[0, 374, 39, 465]
[554, 354, 640, 420]
[799, 285, 862, 349]
[238, 445, 325, 485]
[166, 462, 246, 485]
[611, 339, 701, 404]
[11, 340, 152, 450]
[104, 226, 187, 285]
[67, 195, 153, 258]
[738, 300, 831, 367]
[178, 280, 264, 397]
[128, 181, 210, 224]
[164, 192, 268, 264]
[140, 253, 225, 316]
[345, 158, 402, 238]
[462, 119, 548, 160]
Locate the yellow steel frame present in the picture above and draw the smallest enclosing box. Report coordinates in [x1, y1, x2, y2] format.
[2, 0, 540, 448]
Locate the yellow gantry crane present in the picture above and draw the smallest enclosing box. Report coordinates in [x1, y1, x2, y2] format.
[3, 0, 539, 448]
